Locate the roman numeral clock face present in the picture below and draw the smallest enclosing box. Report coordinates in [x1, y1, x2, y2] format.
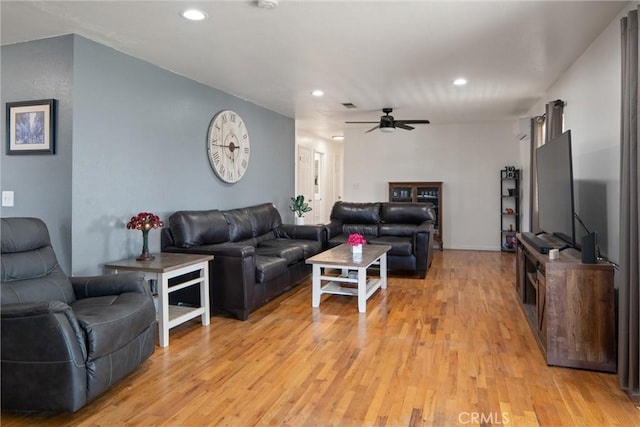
[207, 110, 250, 183]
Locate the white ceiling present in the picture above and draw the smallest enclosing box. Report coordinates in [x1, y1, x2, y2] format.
[1, 1, 627, 140]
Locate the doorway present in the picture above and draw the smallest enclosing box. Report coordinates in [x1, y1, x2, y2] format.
[296, 145, 314, 222]
[313, 150, 325, 224]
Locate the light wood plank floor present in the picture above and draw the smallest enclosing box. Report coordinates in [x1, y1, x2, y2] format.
[3, 250, 639, 426]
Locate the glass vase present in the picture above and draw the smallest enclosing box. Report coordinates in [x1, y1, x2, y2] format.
[136, 228, 155, 261]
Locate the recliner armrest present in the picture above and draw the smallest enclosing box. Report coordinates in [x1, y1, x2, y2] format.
[1, 301, 89, 412]
[71, 272, 149, 299]
[1, 301, 87, 362]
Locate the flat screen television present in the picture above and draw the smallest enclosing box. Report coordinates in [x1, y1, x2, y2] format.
[535, 130, 575, 247]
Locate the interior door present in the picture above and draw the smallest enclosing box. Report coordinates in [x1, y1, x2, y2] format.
[312, 150, 325, 224]
[296, 145, 314, 222]
[332, 153, 343, 204]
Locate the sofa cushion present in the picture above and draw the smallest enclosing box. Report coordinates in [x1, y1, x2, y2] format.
[244, 203, 282, 236]
[255, 256, 289, 283]
[256, 241, 305, 265]
[260, 238, 323, 259]
[342, 224, 379, 236]
[1, 264, 75, 305]
[379, 224, 417, 238]
[169, 210, 229, 248]
[281, 239, 324, 258]
[330, 202, 381, 224]
[381, 202, 433, 224]
[1, 218, 77, 304]
[368, 236, 414, 257]
[72, 292, 156, 361]
[223, 209, 254, 242]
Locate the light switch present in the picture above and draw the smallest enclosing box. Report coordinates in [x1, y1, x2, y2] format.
[2, 191, 14, 207]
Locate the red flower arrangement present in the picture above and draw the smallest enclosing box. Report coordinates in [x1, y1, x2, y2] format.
[347, 233, 366, 247]
[127, 212, 163, 231]
[127, 212, 164, 261]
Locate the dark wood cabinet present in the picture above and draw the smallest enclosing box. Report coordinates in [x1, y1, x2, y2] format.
[389, 181, 443, 249]
[515, 233, 616, 372]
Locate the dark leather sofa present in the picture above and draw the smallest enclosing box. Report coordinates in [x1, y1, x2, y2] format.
[161, 203, 326, 320]
[0, 217, 156, 413]
[326, 202, 436, 278]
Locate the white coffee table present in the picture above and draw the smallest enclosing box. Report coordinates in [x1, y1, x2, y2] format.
[306, 243, 391, 313]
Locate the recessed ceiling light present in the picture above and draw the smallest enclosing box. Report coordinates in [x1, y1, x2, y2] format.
[332, 136, 344, 141]
[311, 89, 324, 97]
[181, 9, 207, 21]
[257, 0, 279, 8]
[453, 78, 468, 86]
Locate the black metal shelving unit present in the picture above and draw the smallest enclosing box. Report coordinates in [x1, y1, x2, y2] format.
[500, 167, 520, 252]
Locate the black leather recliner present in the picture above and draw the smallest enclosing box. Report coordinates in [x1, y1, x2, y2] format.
[1, 217, 156, 413]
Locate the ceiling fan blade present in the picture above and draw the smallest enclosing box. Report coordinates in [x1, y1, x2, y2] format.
[365, 124, 380, 133]
[395, 119, 431, 125]
[395, 123, 415, 131]
[345, 121, 379, 124]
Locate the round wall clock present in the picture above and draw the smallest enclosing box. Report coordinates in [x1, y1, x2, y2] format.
[207, 110, 250, 183]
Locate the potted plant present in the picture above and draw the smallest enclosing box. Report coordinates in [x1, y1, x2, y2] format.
[290, 195, 312, 225]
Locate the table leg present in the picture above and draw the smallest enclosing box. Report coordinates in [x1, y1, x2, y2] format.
[158, 273, 169, 347]
[358, 266, 367, 313]
[312, 264, 321, 307]
[380, 253, 388, 289]
[201, 263, 210, 326]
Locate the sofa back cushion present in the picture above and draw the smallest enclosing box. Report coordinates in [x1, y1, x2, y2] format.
[330, 202, 381, 224]
[169, 210, 229, 248]
[381, 202, 434, 224]
[223, 209, 254, 242]
[342, 224, 379, 236]
[244, 203, 282, 237]
[1, 217, 75, 305]
[379, 224, 417, 238]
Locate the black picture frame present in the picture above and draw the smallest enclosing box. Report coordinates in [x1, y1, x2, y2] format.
[6, 99, 56, 155]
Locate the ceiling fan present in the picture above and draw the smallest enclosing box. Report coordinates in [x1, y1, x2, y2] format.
[346, 108, 430, 133]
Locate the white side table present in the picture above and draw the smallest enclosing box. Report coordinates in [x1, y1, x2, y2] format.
[104, 253, 213, 347]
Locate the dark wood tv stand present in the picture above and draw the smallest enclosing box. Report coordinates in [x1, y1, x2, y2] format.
[515, 233, 616, 372]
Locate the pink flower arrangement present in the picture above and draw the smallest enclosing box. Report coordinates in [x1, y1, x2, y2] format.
[126, 212, 164, 231]
[347, 233, 366, 247]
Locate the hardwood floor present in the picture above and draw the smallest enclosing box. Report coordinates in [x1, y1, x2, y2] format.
[3, 250, 639, 426]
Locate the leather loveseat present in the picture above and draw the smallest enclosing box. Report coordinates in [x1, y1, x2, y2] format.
[161, 203, 326, 320]
[326, 202, 436, 278]
[1, 217, 156, 413]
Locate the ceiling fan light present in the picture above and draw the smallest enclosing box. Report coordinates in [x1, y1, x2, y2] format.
[380, 126, 395, 133]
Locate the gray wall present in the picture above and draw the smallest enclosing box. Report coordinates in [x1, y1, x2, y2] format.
[521, 5, 626, 263]
[2, 35, 295, 275]
[1, 35, 74, 274]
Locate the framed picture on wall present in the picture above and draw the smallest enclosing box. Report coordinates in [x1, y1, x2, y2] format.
[6, 99, 56, 155]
